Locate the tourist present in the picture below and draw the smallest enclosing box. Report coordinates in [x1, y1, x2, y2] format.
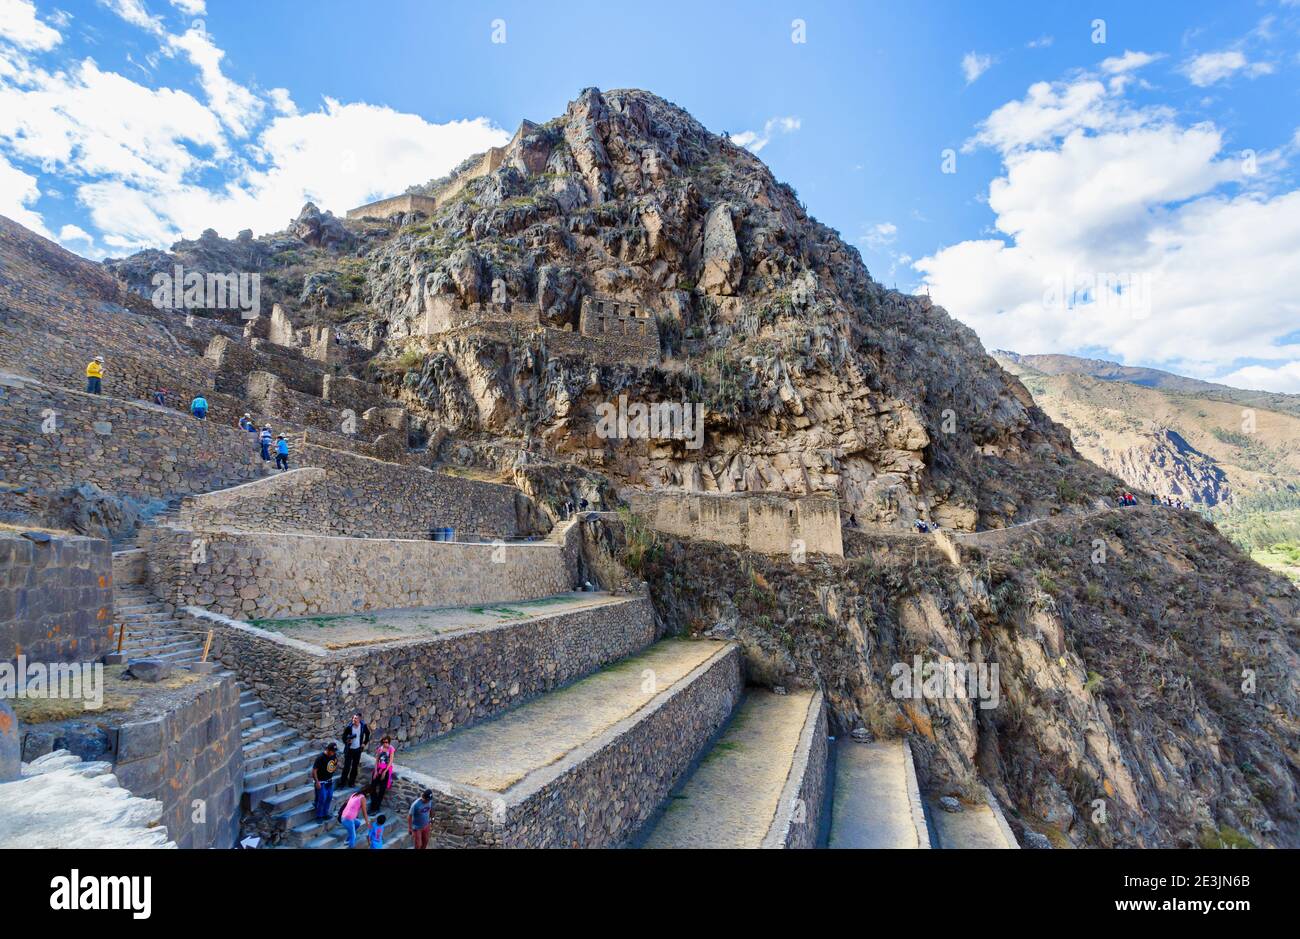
[152, 388, 167, 406]
[310, 742, 339, 821]
[339, 712, 370, 788]
[370, 735, 396, 811]
[238, 412, 256, 433]
[367, 814, 386, 850]
[339, 785, 369, 849]
[190, 394, 209, 420]
[408, 789, 433, 850]
[275, 433, 289, 471]
[85, 356, 104, 394]
[259, 425, 273, 462]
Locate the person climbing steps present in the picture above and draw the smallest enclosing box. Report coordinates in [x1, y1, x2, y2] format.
[275, 433, 289, 471]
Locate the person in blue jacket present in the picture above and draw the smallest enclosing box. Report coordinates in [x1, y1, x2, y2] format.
[275, 433, 289, 471]
[190, 395, 208, 420]
[259, 425, 273, 462]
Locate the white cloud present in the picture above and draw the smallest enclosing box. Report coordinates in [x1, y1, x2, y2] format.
[962, 51, 995, 84]
[170, 0, 206, 14]
[1219, 362, 1300, 394]
[0, 0, 62, 51]
[73, 99, 510, 250]
[859, 221, 897, 250]
[0, 58, 227, 184]
[0, 9, 510, 254]
[57, 222, 92, 243]
[731, 116, 800, 154]
[916, 69, 1300, 383]
[168, 24, 262, 136]
[1100, 50, 1162, 74]
[1180, 50, 1274, 86]
[1027, 36, 1054, 49]
[0, 151, 51, 235]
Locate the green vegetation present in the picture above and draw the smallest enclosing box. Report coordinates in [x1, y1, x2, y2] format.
[618, 506, 661, 574]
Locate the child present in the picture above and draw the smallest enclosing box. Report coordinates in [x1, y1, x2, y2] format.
[368, 813, 386, 850]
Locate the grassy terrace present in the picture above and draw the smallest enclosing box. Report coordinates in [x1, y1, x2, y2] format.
[247, 592, 623, 650]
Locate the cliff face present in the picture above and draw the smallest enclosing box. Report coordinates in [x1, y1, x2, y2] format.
[390, 89, 1117, 531]
[90, 87, 1300, 847]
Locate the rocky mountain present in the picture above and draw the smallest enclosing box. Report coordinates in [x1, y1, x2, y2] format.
[997, 350, 1300, 420]
[84, 87, 1300, 848]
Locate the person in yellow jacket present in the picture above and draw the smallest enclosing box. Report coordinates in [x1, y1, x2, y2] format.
[85, 356, 104, 394]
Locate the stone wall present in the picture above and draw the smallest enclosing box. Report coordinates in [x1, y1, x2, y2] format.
[295, 443, 528, 539]
[0, 531, 114, 665]
[389, 643, 743, 847]
[0, 217, 238, 406]
[111, 674, 243, 849]
[626, 490, 844, 558]
[762, 690, 828, 849]
[321, 373, 392, 415]
[205, 334, 325, 397]
[142, 524, 573, 620]
[187, 595, 654, 747]
[345, 194, 440, 221]
[0, 373, 526, 538]
[246, 370, 343, 435]
[174, 468, 329, 534]
[578, 294, 661, 363]
[418, 295, 542, 337]
[0, 372, 268, 524]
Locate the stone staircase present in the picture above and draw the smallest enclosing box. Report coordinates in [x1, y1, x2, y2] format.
[235, 683, 411, 849]
[113, 585, 206, 666]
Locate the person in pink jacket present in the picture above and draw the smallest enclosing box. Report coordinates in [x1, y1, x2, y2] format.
[370, 735, 396, 812]
[339, 786, 369, 848]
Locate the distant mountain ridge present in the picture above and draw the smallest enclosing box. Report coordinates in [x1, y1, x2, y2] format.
[994, 350, 1300, 419]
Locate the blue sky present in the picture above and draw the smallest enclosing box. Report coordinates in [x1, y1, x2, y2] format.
[2, 0, 1299, 390]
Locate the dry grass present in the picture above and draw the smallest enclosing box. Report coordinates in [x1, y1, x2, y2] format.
[8, 663, 200, 723]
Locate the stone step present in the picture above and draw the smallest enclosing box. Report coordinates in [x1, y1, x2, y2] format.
[827, 739, 930, 849]
[275, 786, 363, 836]
[305, 824, 411, 850]
[639, 688, 827, 849]
[242, 719, 285, 742]
[243, 742, 311, 774]
[127, 648, 201, 664]
[123, 638, 201, 652]
[242, 728, 297, 760]
[396, 638, 743, 848]
[244, 751, 315, 791]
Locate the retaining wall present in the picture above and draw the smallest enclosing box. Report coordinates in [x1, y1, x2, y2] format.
[142, 525, 573, 620]
[762, 689, 828, 849]
[111, 674, 243, 849]
[0, 531, 114, 665]
[186, 595, 653, 747]
[626, 490, 844, 558]
[390, 643, 743, 848]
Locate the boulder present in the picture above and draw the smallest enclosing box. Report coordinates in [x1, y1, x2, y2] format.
[698, 203, 742, 296]
[128, 659, 173, 683]
[938, 796, 962, 813]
